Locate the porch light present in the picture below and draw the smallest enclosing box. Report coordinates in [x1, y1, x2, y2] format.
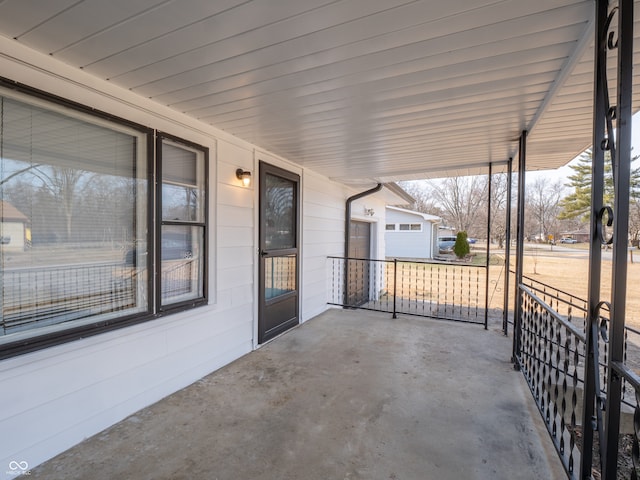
[236, 169, 251, 187]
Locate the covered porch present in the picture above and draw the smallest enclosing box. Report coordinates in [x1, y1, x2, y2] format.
[28, 308, 564, 480]
[1, 1, 640, 479]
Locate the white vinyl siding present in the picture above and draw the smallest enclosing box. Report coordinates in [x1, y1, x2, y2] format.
[385, 209, 437, 259]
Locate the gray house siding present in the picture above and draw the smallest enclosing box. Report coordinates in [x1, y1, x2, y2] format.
[385, 208, 439, 259]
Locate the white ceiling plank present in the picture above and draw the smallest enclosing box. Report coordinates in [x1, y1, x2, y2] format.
[85, 0, 411, 79]
[0, 0, 77, 39]
[3, 0, 629, 181]
[168, 27, 583, 115]
[138, 8, 588, 105]
[16, 0, 167, 54]
[125, 0, 588, 96]
[53, 0, 249, 65]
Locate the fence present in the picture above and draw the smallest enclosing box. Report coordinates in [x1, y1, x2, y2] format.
[161, 259, 200, 302]
[517, 276, 640, 479]
[327, 256, 489, 325]
[517, 285, 585, 476]
[1, 262, 138, 335]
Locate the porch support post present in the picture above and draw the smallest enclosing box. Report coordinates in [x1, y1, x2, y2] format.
[503, 157, 513, 335]
[484, 163, 493, 330]
[580, 0, 608, 477]
[603, 0, 634, 477]
[512, 131, 527, 366]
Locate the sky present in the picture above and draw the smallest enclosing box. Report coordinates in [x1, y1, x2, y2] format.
[528, 112, 640, 183]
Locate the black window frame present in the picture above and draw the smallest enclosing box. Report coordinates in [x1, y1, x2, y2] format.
[0, 78, 209, 360]
[155, 132, 209, 313]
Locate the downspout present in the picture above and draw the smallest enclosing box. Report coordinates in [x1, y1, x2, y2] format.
[344, 183, 383, 259]
[344, 183, 383, 306]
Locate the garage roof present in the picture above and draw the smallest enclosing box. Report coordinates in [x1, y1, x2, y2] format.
[0, 0, 637, 184]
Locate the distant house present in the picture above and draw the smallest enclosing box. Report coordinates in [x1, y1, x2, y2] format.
[438, 225, 456, 237]
[385, 206, 441, 259]
[0, 201, 29, 251]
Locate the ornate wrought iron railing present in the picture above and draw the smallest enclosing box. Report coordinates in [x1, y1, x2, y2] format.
[518, 285, 585, 476]
[519, 272, 640, 479]
[521, 275, 640, 408]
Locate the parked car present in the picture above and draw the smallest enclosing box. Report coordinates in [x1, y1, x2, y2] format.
[124, 234, 193, 265]
[560, 237, 578, 244]
[438, 236, 458, 253]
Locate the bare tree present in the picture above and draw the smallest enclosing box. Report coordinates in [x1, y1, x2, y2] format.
[486, 173, 509, 247]
[526, 177, 564, 242]
[430, 176, 488, 234]
[629, 198, 640, 247]
[31, 166, 92, 242]
[398, 181, 443, 217]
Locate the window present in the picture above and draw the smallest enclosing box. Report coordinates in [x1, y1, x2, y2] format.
[158, 135, 207, 309]
[398, 223, 422, 231]
[0, 86, 208, 357]
[385, 224, 396, 231]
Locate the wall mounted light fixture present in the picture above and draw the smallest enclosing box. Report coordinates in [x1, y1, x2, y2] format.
[236, 169, 252, 187]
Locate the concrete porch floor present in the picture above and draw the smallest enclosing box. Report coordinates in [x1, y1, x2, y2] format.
[30, 309, 566, 480]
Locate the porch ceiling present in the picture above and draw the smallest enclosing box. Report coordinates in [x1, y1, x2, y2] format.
[0, 1, 638, 183]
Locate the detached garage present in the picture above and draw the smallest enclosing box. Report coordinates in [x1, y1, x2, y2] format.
[385, 206, 441, 260]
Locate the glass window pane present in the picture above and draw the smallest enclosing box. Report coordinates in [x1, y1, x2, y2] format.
[265, 174, 295, 249]
[264, 255, 296, 300]
[160, 225, 204, 306]
[161, 141, 204, 222]
[0, 94, 149, 341]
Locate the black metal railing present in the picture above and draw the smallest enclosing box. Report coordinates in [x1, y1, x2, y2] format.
[161, 259, 198, 301]
[521, 274, 588, 330]
[328, 256, 488, 325]
[518, 285, 585, 477]
[610, 361, 640, 477]
[2, 262, 138, 335]
[517, 275, 640, 479]
[520, 275, 640, 406]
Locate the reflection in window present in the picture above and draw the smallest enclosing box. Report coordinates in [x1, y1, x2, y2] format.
[264, 255, 296, 300]
[160, 225, 203, 305]
[159, 137, 206, 307]
[161, 142, 204, 222]
[265, 174, 295, 249]
[0, 93, 148, 339]
[0, 86, 211, 356]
